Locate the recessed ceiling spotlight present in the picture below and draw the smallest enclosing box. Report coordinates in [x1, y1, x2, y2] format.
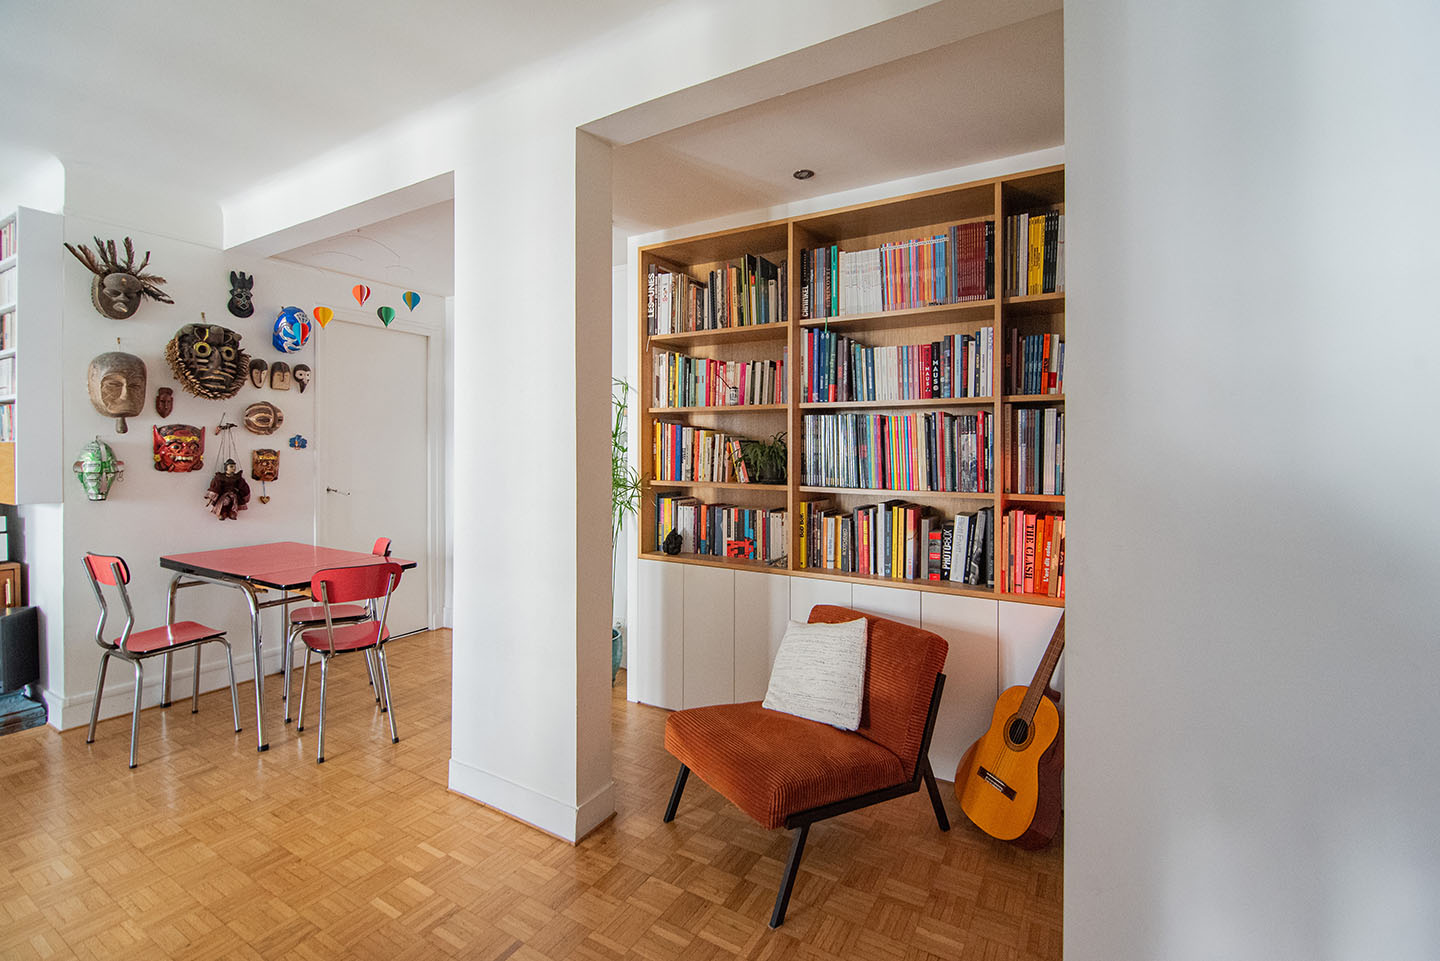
[792, 169, 815, 181]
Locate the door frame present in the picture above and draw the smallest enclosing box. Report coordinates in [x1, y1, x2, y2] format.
[314, 308, 447, 631]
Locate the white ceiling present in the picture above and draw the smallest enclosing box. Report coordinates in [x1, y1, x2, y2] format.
[1, 4, 1063, 297]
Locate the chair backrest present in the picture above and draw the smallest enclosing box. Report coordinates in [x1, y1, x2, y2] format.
[311, 562, 402, 606]
[82, 552, 135, 650]
[808, 604, 948, 774]
[372, 537, 392, 557]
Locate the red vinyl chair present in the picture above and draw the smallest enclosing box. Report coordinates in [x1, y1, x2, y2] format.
[283, 537, 392, 722]
[294, 561, 404, 762]
[83, 553, 241, 768]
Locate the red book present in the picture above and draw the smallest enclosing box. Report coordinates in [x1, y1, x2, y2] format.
[1038, 515, 1053, 594]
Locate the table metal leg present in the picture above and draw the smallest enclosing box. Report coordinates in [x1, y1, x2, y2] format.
[239, 582, 267, 752]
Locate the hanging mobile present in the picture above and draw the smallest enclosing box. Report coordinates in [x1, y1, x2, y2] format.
[204, 415, 251, 520]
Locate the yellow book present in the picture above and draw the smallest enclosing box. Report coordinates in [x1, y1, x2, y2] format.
[1028, 214, 1044, 296]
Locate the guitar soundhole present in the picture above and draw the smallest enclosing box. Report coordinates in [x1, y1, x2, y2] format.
[1005, 716, 1031, 749]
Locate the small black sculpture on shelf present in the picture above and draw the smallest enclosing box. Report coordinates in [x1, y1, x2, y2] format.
[662, 529, 682, 556]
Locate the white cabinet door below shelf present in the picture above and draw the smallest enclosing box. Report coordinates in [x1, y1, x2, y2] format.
[632, 559, 684, 709]
[682, 564, 735, 709]
[733, 569, 789, 702]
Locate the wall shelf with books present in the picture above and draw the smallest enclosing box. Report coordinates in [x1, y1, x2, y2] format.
[638, 165, 1064, 605]
[0, 208, 63, 504]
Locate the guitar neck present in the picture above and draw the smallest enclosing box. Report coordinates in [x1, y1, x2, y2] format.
[1018, 613, 1065, 721]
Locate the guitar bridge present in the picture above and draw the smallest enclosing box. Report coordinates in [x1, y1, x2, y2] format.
[977, 766, 1016, 800]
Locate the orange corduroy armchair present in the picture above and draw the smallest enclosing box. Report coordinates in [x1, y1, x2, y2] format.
[662, 604, 951, 927]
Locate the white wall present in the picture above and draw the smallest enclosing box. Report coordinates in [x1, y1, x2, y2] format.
[1066, 3, 1440, 960]
[46, 189, 445, 730]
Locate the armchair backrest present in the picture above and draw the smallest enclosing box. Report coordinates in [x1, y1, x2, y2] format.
[808, 605, 948, 774]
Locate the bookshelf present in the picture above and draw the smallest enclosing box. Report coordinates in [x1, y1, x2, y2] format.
[0, 208, 64, 505]
[637, 165, 1064, 607]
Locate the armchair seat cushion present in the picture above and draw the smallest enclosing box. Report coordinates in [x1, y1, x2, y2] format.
[665, 700, 906, 830]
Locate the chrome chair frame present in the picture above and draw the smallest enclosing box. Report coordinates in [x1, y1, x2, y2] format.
[83, 554, 241, 768]
[295, 563, 402, 763]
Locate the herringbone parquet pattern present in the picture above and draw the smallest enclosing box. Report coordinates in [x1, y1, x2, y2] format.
[0, 630, 1061, 960]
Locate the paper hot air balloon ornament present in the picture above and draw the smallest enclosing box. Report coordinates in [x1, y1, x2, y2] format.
[377, 306, 396, 327]
[352, 284, 371, 306]
[272, 306, 312, 353]
[403, 291, 420, 311]
[312, 305, 333, 328]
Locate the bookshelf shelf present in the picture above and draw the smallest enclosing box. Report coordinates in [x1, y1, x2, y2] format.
[649, 479, 787, 493]
[799, 485, 994, 500]
[649, 404, 787, 415]
[800, 397, 994, 411]
[649, 324, 788, 349]
[638, 164, 1065, 603]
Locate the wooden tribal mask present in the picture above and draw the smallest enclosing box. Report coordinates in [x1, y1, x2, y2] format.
[87, 351, 146, 433]
[64, 237, 174, 319]
[243, 401, 283, 435]
[165, 320, 250, 399]
[251, 449, 279, 482]
[153, 424, 205, 472]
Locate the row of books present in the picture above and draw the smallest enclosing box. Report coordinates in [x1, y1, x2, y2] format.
[1002, 510, 1064, 597]
[0, 401, 14, 442]
[646, 254, 786, 334]
[800, 220, 995, 319]
[0, 357, 13, 394]
[654, 493, 786, 562]
[1005, 210, 1065, 297]
[1010, 332, 1063, 396]
[652, 422, 753, 484]
[1011, 407, 1064, 496]
[0, 269, 15, 306]
[0, 310, 12, 351]
[802, 410, 992, 493]
[652, 349, 786, 408]
[0, 220, 14, 260]
[800, 500, 994, 586]
[801, 327, 993, 403]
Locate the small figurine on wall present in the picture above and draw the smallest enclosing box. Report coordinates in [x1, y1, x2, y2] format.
[272, 306, 312, 353]
[204, 459, 250, 520]
[155, 387, 173, 417]
[269, 361, 292, 390]
[288, 434, 308, 449]
[64, 236, 174, 319]
[243, 401, 283, 435]
[251, 448, 279, 503]
[228, 271, 255, 318]
[73, 437, 125, 501]
[165, 315, 250, 399]
[86, 351, 146, 433]
[293, 364, 311, 393]
[153, 424, 204, 472]
[204, 418, 249, 520]
[248, 358, 268, 389]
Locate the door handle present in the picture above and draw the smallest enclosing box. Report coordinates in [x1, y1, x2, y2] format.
[324, 487, 351, 496]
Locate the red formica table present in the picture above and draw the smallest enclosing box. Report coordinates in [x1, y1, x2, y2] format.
[159, 541, 416, 752]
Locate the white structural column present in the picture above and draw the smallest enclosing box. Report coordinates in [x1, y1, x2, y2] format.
[448, 124, 615, 841]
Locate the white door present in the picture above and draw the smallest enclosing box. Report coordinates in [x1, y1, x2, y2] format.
[316, 319, 431, 634]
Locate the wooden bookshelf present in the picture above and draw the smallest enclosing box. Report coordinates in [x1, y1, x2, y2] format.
[637, 165, 1065, 605]
[0, 208, 63, 505]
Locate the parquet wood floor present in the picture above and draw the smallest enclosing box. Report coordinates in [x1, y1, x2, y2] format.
[0, 630, 1061, 960]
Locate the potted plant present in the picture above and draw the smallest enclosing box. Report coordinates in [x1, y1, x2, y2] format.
[610, 378, 642, 683]
[740, 431, 787, 484]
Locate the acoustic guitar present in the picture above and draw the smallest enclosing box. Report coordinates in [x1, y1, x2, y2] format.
[954, 613, 1064, 849]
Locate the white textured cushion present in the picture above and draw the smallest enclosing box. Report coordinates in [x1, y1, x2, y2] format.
[762, 618, 868, 730]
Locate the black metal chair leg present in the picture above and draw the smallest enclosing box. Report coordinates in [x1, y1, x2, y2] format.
[922, 758, 951, 831]
[770, 823, 810, 928]
[663, 765, 689, 823]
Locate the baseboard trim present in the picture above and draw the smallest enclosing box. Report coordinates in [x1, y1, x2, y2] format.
[448, 757, 615, 844]
[48, 647, 287, 732]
